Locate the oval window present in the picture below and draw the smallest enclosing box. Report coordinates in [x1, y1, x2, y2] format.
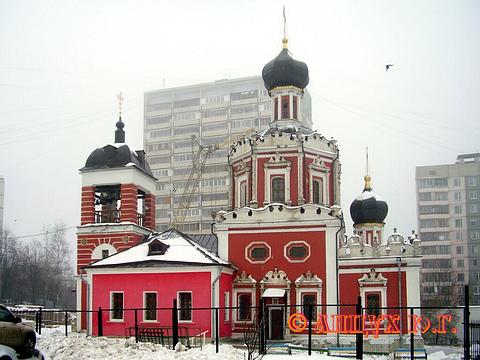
[289, 246, 307, 259]
[251, 247, 268, 260]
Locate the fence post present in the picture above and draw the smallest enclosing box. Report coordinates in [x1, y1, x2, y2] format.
[215, 307, 219, 353]
[259, 298, 266, 355]
[172, 299, 179, 348]
[38, 307, 42, 335]
[65, 310, 68, 337]
[308, 304, 313, 356]
[465, 285, 470, 360]
[97, 307, 103, 336]
[134, 309, 138, 343]
[35, 311, 39, 333]
[410, 307, 414, 360]
[356, 296, 363, 360]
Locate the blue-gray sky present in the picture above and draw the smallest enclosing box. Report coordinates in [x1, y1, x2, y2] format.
[0, 0, 479, 244]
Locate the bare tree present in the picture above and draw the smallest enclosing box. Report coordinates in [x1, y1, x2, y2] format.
[0, 221, 75, 308]
[0, 229, 18, 301]
[243, 316, 267, 360]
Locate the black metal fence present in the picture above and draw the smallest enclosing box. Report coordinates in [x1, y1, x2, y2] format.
[10, 285, 480, 359]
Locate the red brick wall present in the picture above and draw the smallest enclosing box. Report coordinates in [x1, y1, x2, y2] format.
[144, 193, 156, 230]
[76, 232, 144, 274]
[120, 184, 138, 223]
[81, 186, 95, 225]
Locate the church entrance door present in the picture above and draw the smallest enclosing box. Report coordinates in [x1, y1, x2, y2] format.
[269, 308, 284, 340]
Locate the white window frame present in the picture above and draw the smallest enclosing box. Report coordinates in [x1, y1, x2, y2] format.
[360, 287, 387, 318]
[236, 173, 248, 208]
[271, 176, 286, 203]
[312, 178, 322, 204]
[143, 291, 158, 323]
[245, 241, 272, 264]
[295, 289, 322, 323]
[224, 291, 230, 322]
[109, 291, 124, 322]
[232, 288, 256, 324]
[92, 243, 117, 260]
[264, 168, 290, 204]
[309, 171, 328, 204]
[177, 291, 193, 323]
[284, 240, 311, 263]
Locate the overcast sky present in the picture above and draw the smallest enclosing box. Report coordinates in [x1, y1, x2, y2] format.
[0, 0, 479, 245]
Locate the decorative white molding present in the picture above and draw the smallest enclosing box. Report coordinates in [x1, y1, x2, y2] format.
[91, 243, 117, 260]
[264, 153, 292, 205]
[233, 271, 257, 285]
[294, 271, 323, 318]
[235, 173, 248, 208]
[284, 240, 311, 263]
[358, 269, 388, 317]
[260, 267, 291, 286]
[358, 269, 388, 286]
[245, 241, 272, 264]
[295, 270, 323, 287]
[308, 156, 330, 205]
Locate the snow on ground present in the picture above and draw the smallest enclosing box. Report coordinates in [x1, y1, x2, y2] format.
[35, 327, 464, 360]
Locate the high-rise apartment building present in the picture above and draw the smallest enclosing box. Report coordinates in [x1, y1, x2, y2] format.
[416, 153, 480, 304]
[143, 76, 312, 234]
[0, 176, 4, 232]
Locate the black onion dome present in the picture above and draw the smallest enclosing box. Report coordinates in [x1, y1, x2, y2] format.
[262, 42, 309, 92]
[81, 144, 154, 178]
[350, 176, 388, 225]
[81, 116, 154, 178]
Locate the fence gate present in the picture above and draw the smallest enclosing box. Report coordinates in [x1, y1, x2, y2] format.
[470, 322, 480, 360]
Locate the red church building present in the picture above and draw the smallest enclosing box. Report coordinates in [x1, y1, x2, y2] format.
[75, 35, 422, 349]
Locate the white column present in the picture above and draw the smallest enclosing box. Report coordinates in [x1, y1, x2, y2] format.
[297, 96, 301, 121]
[289, 93, 293, 119]
[277, 95, 282, 120]
[298, 151, 304, 205]
[251, 155, 258, 207]
[76, 277, 83, 331]
[325, 227, 338, 316]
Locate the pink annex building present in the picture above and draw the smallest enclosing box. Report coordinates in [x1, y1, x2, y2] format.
[76, 36, 422, 348]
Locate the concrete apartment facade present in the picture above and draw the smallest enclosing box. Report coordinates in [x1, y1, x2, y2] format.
[143, 76, 312, 234]
[416, 153, 480, 305]
[0, 176, 3, 232]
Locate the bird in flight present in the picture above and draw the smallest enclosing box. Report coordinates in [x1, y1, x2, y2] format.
[386, 64, 394, 71]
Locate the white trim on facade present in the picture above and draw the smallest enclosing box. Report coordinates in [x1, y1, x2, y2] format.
[177, 291, 193, 323]
[284, 240, 311, 263]
[82, 167, 157, 194]
[91, 243, 118, 260]
[109, 290, 125, 322]
[142, 291, 158, 323]
[245, 241, 272, 264]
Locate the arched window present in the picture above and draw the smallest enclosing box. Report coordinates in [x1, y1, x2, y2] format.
[271, 177, 285, 203]
[313, 179, 322, 204]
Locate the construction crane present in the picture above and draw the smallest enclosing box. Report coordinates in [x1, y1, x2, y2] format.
[171, 128, 256, 230]
[171, 135, 217, 228]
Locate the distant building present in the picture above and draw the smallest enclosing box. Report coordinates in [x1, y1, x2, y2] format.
[0, 176, 4, 232]
[143, 76, 312, 234]
[416, 153, 480, 304]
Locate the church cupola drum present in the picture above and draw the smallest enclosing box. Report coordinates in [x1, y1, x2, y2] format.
[262, 37, 309, 125]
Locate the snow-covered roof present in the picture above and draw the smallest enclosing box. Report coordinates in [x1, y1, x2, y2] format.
[355, 190, 384, 201]
[85, 229, 231, 269]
